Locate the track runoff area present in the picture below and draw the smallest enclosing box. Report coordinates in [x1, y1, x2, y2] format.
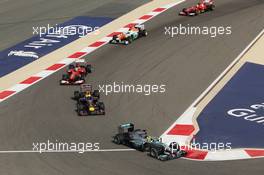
[1, 0, 264, 162]
[161, 29, 264, 161]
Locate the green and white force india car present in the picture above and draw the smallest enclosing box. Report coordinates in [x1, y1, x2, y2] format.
[109, 24, 148, 45]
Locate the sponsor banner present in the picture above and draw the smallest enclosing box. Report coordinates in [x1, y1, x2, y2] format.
[0, 16, 113, 77]
[194, 62, 264, 149]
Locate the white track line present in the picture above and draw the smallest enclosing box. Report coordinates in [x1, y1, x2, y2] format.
[0, 148, 135, 154]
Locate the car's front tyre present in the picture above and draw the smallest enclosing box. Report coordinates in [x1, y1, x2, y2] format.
[113, 136, 121, 144]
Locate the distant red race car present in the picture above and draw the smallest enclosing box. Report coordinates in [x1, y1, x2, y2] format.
[179, 1, 215, 16]
[60, 60, 92, 85]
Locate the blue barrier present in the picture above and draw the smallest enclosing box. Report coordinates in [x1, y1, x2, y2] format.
[0, 16, 113, 77]
[194, 62, 264, 149]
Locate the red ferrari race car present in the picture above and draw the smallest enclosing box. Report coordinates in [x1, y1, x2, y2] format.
[60, 60, 92, 85]
[179, 0, 215, 16]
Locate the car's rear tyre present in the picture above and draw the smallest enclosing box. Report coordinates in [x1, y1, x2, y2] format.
[77, 103, 84, 116]
[138, 144, 146, 152]
[125, 37, 133, 44]
[86, 64, 92, 73]
[210, 5, 215, 11]
[93, 90, 100, 98]
[150, 148, 159, 158]
[141, 30, 148, 37]
[62, 74, 69, 80]
[68, 64, 74, 69]
[129, 37, 133, 43]
[98, 102, 105, 110]
[80, 74, 85, 80]
[179, 150, 187, 157]
[110, 35, 118, 44]
[98, 102, 105, 115]
[74, 91, 80, 99]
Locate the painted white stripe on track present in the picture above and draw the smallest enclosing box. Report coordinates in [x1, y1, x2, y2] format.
[35, 70, 54, 78]
[8, 84, 30, 92]
[0, 149, 135, 154]
[132, 19, 146, 24]
[205, 150, 251, 161]
[57, 58, 75, 65]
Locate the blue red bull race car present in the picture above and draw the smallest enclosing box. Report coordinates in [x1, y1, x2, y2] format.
[75, 84, 105, 116]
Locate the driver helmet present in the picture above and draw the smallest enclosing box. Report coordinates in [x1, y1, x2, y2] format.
[85, 91, 91, 98]
[129, 26, 137, 31]
[75, 63, 81, 68]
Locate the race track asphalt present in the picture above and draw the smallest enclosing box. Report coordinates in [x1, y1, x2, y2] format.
[0, 0, 264, 174]
[0, 0, 149, 50]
